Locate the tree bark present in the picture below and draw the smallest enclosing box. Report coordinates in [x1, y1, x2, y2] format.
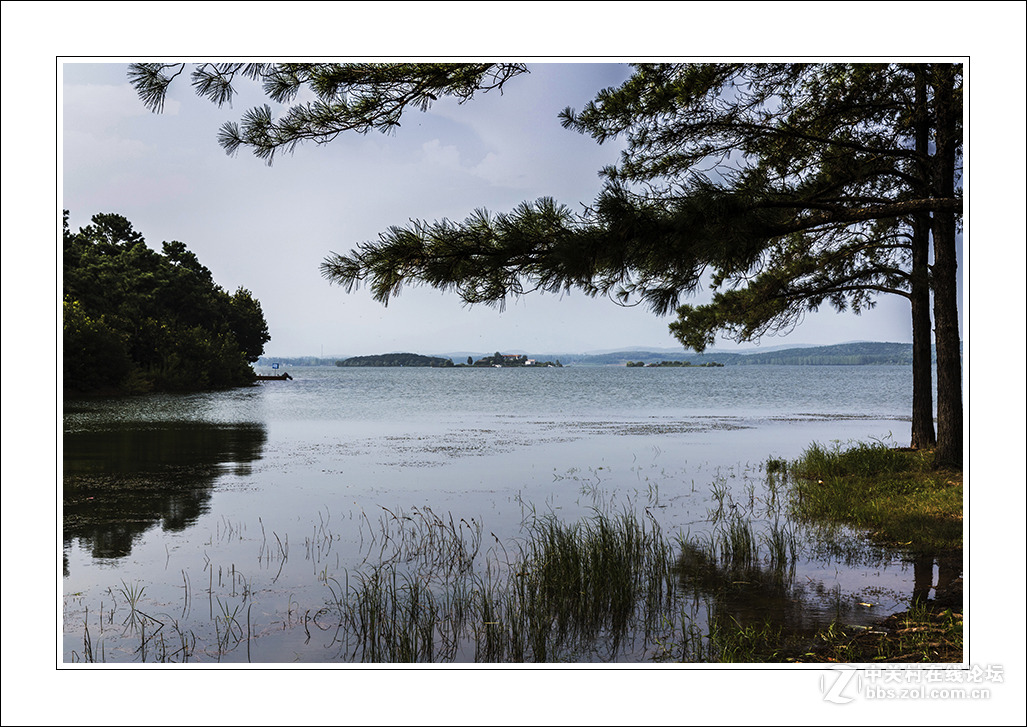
[930, 64, 963, 469]
[910, 212, 936, 449]
[910, 66, 936, 450]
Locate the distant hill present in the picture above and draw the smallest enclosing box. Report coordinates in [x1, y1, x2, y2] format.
[731, 342, 914, 366]
[543, 342, 916, 367]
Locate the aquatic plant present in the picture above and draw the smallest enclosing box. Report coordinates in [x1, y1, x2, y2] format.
[321, 507, 679, 662]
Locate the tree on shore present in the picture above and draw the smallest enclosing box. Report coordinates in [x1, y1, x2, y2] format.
[129, 62, 962, 466]
[588, 64, 954, 454]
[63, 211, 271, 394]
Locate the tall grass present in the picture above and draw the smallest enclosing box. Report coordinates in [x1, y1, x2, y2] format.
[325, 508, 679, 662]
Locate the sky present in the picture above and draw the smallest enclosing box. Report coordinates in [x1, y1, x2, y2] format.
[60, 58, 953, 359]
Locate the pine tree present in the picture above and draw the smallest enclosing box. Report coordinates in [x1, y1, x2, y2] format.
[131, 62, 962, 464]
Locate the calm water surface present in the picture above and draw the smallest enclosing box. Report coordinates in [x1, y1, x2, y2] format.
[62, 365, 943, 663]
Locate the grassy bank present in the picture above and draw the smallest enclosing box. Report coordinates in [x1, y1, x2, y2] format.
[768, 440, 964, 663]
[785, 440, 963, 553]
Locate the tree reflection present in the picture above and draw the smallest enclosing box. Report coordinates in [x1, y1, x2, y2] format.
[62, 423, 266, 565]
[912, 549, 963, 607]
[674, 518, 964, 660]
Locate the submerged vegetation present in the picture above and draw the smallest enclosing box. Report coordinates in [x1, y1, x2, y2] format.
[63, 211, 271, 395]
[785, 603, 963, 663]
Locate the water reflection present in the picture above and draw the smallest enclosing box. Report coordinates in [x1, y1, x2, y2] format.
[674, 522, 963, 658]
[912, 549, 963, 607]
[62, 423, 266, 567]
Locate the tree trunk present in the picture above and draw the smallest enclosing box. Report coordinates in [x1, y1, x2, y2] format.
[909, 66, 936, 450]
[930, 63, 963, 470]
[910, 213, 936, 449]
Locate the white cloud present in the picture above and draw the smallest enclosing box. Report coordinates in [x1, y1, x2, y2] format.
[62, 128, 149, 167]
[62, 82, 180, 132]
[469, 150, 532, 189]
[419, 138, 463, 169]
[417, 138, 531, 191]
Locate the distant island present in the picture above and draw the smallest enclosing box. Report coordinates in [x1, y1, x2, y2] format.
[626, 360, 724, 368]
[260, 342, 921, 370]
[333, 352, 563, 368]
[335, 353, 454, 368]
[463, 352, 563, 368]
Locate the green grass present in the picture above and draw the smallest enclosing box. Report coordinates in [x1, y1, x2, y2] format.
[786, 441, 963, 553]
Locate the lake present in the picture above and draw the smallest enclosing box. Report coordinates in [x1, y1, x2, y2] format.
[62, 364, 945, 663]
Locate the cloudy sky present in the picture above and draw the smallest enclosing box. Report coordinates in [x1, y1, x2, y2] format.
[61, 57, 958, 359]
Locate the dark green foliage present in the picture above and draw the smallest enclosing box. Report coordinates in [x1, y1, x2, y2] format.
[319, 65, 959, 325]
[559, 63, 961, 351]
[226, 288, 271, 364]
[475, 352, 525, 367]
[62, 299, 133, 392]
[63, 212, 270, 394]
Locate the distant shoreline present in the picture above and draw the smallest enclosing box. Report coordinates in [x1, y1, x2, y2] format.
[257, 342, 921, 369]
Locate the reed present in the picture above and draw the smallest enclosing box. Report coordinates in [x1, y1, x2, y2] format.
[82, 607, 95, 662]
[675, 518, 798, 597]
[323, 507, 679, 662]
[115, 580, 146, 628]
[334, 563, 465, 662]
[706, 477, 732, 521]
[761, 520, 800, 571]
[718, 516, 758, 571]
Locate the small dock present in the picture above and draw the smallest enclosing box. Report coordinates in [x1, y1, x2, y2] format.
[256, 372, 292, 381]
